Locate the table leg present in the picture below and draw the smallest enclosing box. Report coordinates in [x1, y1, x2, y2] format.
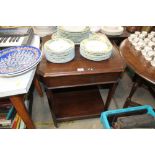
[104, 82, 118, 111]
[148, 85, 155, 99]
[34, 76, 43, 97]
[123, 75, 142, 108]
[45, 88, 58, 128]
[10, 95, 35, 129]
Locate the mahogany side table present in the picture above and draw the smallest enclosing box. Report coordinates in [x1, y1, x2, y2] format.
[37, 35, 125, 127]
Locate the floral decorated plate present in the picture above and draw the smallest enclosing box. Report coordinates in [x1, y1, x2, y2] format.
[80, 34, 113, 61]
[0, 46, 42, 76]
[80, 34, 113, 54]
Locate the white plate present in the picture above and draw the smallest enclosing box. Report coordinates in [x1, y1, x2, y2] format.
[101, 26, 124, 36]
[59, 26, 89, 33]
[44, 38, 74, 53]
[80, 34, 113, 61]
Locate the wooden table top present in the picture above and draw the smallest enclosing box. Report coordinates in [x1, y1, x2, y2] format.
[120, 39, 155, 84]
[37, 35, 125, 77]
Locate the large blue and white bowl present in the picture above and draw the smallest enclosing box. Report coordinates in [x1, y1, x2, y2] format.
[0, 46, 42, 76]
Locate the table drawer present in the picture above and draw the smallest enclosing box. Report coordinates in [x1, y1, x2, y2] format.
[41, 72, 121, 89]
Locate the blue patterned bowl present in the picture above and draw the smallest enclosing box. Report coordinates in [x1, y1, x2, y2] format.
[0, 46, 42, 76]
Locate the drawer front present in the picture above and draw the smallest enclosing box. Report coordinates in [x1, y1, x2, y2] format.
[42, 72, 121, 88]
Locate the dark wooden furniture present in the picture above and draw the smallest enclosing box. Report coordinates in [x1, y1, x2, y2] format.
[106, 29, 130, 44]
[98, 27, 130, 45]
[37, 35, 125, 127]
[126, 26, 142, 33]
[120, 39, 155, 108]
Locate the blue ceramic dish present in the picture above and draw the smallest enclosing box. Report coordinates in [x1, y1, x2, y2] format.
[0, 46, 42, 76]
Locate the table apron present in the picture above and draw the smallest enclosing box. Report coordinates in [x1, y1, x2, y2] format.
[41, 72, 122, 89]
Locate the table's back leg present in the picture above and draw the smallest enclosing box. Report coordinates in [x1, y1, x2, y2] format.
[147, 85, 155, 100]
[123, 75, 143, 108]
[34, 76, 43, 97]
[45, 88, 58, 128]
[10, 95, 35, 129]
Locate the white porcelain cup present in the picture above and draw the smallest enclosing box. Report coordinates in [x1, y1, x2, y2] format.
[139, 34, 145, 39]
[151, 37, 155, 42]
[144, 55, 152, 61]
[142, 31, 147, 36]
[144, 46, 152, 51]
[128, 36, 134, 43]
[133, 37, 139, 43]
[130, 34, 137, 39]
[135, 31, 141, 36]
[137, 40, 144, 46]
[141, 49, 147, 56]
[150, 31, 155, 36]
[148, 41, 155, 47]
[135, 46, 141, 52]
[151, 60, 155, 66]
[144, 38, 150, 43]
[147, 50, 155, 57]
[148, 34, 154, 39]
[132, 42, 138, 47]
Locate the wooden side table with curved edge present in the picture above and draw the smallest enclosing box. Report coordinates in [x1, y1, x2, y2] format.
[37, 35, 126, 128]
[120, 39, 155, 108]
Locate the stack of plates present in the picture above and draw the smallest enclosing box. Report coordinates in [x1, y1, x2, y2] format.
[80, 34, 113, 61]
[33, 26, 57, 37]
[101, 26, 124, 36]
[52, 26, 91, 44]
[0, 46, 42, 77]
[44, 38, 75, 63]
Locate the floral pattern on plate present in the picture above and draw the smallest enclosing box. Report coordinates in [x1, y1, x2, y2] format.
[0, 46, 42, 76]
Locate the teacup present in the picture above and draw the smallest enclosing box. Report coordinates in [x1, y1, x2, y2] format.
[141, 49, 147, 56]
[148, 34, 154, 39]
[144, 55, 152, 61]
[151, 37, 155, 42]
[144, 38, 150, 43]
[147, 50, 155, 57]
[144, 46, 152, 51]
[142, 31, 148, 36]
[135, 46, 141, 52]
[139, 34, 145, 39]
[133, 37, 139, 43]
[148, 41, 155, 47]
[150, 60, 155, 67]
[130, 34, 137, 39]
[128, 36, 134, 43]
[132, 42, 138, 47]
[135, 31, 141, 36]
[150, 31, 155, 36]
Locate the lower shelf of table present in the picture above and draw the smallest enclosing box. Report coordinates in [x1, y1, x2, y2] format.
[50, 86, 105, 122]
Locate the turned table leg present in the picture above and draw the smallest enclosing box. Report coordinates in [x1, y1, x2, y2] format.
[10, 95, 35, 129]
[104, 82, 118, 111]
[123, 75, 142, 108]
